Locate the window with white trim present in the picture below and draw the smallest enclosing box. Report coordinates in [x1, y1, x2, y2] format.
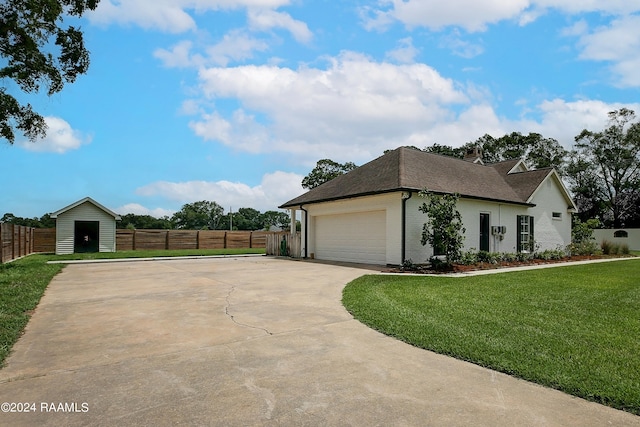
[517, 215, 534, 253]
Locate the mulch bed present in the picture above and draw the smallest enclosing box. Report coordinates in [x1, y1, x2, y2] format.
[388, 255, 627, 274]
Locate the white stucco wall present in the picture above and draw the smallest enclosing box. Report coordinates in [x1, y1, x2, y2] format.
[301, 192, 403, 265]
[56, 202, 117, 254]
[404, 196, 528, 263]
[528, 176, 573, 251]
[592, 229, 640, 251]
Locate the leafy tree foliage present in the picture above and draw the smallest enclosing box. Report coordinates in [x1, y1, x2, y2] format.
[261, 210, 291, 230]
[568, 109, 640, 228]
[302, 159, 357, 189]
[0, 212, 55, 228]
[118, 214, 172, 230]
[1, 0, 99, 144]
[423, 143, 465, 158]
[568, 217, 601, 255]
[171, 201, 225, 230]
[419, 190, 466, 265]
[423, 133, 568, 173]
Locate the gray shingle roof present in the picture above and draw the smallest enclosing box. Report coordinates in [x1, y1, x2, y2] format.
[280, 147, 550, 208]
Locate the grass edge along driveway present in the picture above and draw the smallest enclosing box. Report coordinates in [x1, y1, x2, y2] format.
[342, 259, 640, 416]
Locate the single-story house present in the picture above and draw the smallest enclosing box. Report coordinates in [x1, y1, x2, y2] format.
[280, 147, 578, 265]
[51, 197, 121, 254]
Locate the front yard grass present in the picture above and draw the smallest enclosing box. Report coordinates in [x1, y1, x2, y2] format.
[0, 248, 265, 366]
[342, 259, 640, 415]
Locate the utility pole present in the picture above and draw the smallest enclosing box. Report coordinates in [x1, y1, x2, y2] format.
[229, 207, 232, 231]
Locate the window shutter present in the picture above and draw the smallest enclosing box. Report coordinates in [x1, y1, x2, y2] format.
[529, 216, 535, 251]
[516, 215, 522, 252]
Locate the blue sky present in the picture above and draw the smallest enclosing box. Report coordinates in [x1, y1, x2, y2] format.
[3, 0, 640, 219]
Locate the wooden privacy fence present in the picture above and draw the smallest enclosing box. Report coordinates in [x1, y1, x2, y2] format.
[115, 229, 276, 251]
[0, 224, 35, 263]
[266, 232, 301, 258]
[15, 228, 283, 256]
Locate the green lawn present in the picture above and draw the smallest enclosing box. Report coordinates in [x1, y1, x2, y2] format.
[0, 248, 265, 366]
[342, 259, 640, 415]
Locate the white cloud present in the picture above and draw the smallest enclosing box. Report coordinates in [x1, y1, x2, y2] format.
[247, 9, 313, 43]
[89, 0, 293, 33]
[188, 51, 640, 159]
[362, 0, 640, 33]
[155, 31, 270, 68]
[385, 37, 419, 64]
[190, 51, 470, 163]
[438, 30, 484, 58]
[154, 40, 202, 68]
[136, 171, 304, 212]
[206, 30, 270, 66]
[364, 0, 530, 32]
[18, 116, 91, 154]
[574, 15, 640, 87]
[89, 0, 197, 33]
[528, 99, 640, 148]
[113, 203, 175, 218]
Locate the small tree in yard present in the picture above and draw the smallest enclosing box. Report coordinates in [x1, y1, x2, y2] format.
[569, 217, 601, 255]
[419, 190, 466, 267]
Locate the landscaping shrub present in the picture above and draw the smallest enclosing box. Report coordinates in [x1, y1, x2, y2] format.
[570, 218, 601, 255]
[535, 248, 566, 260]
[458, 250, 478, 265]
[477, 251, 501, 264]
[620, 243, 630, 255]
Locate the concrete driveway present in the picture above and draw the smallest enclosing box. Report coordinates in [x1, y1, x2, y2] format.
[0, 256, 638, 426]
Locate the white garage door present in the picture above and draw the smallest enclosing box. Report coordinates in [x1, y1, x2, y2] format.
[314, 210, 386, 264]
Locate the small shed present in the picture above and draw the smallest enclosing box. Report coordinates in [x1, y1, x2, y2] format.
[51, 197, 121, 254]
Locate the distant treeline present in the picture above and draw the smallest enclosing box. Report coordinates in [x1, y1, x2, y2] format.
[1, 200, 293, 231]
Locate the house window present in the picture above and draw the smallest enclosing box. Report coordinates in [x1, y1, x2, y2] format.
[552, 212, 562, 220]
[614, 230, 628, 238]
[517, 215, 534, 253]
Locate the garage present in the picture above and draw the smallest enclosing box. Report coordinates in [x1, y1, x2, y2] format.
[314, 210, 386, 264]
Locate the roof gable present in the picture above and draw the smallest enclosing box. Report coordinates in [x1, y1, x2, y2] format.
[51, 197, 121, 220]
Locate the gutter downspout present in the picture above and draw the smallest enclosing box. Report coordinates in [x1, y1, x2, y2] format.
[401, 191, 412, 264]
[300, 205, 308, 259]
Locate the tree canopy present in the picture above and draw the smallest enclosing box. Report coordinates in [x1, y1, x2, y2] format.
[2, 202, 292, 231]
[1, 0, 99, 144]
[301, 159, 358, 189]
[424, 132, 568, 173]
[568, 108, 640, 228]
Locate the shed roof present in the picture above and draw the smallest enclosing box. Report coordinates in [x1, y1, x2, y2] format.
[280, 147, 568, 208]
[51, 197, 122, 220]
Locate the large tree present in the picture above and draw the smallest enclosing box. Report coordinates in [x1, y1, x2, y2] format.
[461, 132, 568, 172]
[302, 159, 358, 189]
[568, 108, 640, 228]
[171, 201, 225, 230]
[423, 133, 568, 173]
[1, 0, 99, 144]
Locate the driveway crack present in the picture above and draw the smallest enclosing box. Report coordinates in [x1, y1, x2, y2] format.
[225, 285, 273, 336]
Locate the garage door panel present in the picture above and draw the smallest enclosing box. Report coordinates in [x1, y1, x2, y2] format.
[314, 210, 386, 264]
